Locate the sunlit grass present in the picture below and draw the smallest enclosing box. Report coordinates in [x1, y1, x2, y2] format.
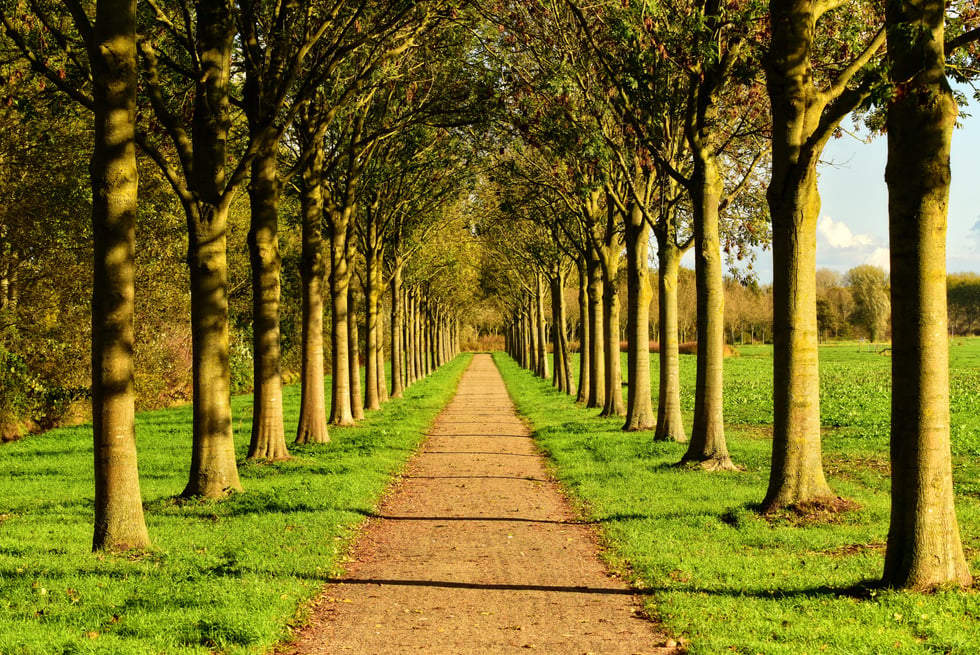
[0, 354, 471, 654]
[501, 343, 980, 655]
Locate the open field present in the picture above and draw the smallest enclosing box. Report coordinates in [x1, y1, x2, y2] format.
[0, 355, 471, 655]
[496, 341, 980, 654]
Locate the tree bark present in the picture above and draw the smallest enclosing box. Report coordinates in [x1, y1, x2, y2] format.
[762, 0, 835, 506]
[764, 164, 832, 508]
[576, 260, 591, 404]
[882, 0, 972, 590]
[390, 264, 405, 398]
[600, 238, 624, 417]
[245, 136, 289, 460]
[550, 267, 574, 394]
[348, 281, 365, 421]
[682, 153, 734, 470]
[624, 202, 654, 430]
[182, 0, 242, 496]
[295, 118, 329, 445]
[536, 274, 550, 380]
[90, 0, 150, 550]
[328, 204, 355, 425]
[655, 242, 687, 442]
[586, 248, 605, 409]
[365, 241, 383, 411]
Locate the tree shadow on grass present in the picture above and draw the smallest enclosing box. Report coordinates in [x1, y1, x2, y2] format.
[307, 575, 884, 602]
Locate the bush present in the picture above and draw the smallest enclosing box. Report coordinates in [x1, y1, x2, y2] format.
[0, 345, 88, 440]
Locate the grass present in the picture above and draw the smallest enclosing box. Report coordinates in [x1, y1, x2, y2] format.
[0, 353, 471, 655]
[499, 341, 980, 655]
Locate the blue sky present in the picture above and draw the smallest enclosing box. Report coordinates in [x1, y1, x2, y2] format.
[713, 94, 980, 285]
[813, 99, 980, 280]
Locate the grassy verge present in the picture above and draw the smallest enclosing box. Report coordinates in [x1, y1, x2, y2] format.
[0, 353, 471, 655]
[497, 349, 980, 655]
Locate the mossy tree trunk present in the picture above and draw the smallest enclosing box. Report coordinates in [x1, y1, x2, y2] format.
[576, 259, 591, 404]
[624, 202, 654, 431]
[683, 152, 734, 470]
[245, 136, 288, 460]
[348, 280, 365, 421]
[90, 0, 149, 550]
[549, 266, 574, 394]
[586, 247, 605, 409]
[655, 239, 687, 442]
[535, 274, 550, 380]
[182, 0, 242, 497]
[295, 113, 329, 445]
[599, 224, 625, 418]
[882, 0, 972, 590]
[328, 201, 355, 426]
[763, 0, 883, 507]
[389, 263, 405, 398]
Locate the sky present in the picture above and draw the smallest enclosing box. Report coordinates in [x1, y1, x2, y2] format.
[704, 93, 980, 285]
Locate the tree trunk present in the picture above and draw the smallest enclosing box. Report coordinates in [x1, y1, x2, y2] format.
[404, 289, 417, 386]
[600, 240, 625, 417]
[683, 153, 734, 470]
[764, 162, 832, 508]
[624, 202, 654, 430]
[182, 0, 242, 497]
[412, 292, 423, 381]
[763, 0, 833, 505]
[390, 264, 405, 398]
[527, 299, 539, 374]
[364, 242, 382, 411]
[536, 274, 550, 380]
[348, 281, 365, 421]
[587, 249, 605, 409]
[377, 282, 389, 403]
[246, 136, 288, 461]
[656, 242, 686, 442]
[295, 120, 329, 445]
[576, 260, 591, 403]
[90, 0, 150, 550]
[550, 268, 574, 394]
[882, 0, 972, 590]
[328, 205, 355, 425]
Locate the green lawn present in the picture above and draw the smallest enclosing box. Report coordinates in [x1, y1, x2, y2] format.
[0, 354, 471, 655]
[501, 341, 980, 655]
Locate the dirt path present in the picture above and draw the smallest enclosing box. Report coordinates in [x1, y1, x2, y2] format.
[280, 354, 677, 654]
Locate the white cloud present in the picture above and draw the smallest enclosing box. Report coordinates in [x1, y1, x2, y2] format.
[818, 216, 875, 249]
[815, 215, 890, 274]
[865, 247, 891, 272]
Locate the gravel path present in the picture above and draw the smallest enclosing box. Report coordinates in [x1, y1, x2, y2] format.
[279, 354, 677, 654]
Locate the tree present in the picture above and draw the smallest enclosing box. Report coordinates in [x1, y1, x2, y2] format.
[845, 264, 889, 342]
[763, 0, 884, 510]
[89, 0, 149, 550]
[1, 0, 246, 497]
[882, 0, 972, 590]
[947, 273, 980, 334]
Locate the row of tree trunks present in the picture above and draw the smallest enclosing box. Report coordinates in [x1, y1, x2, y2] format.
[549, 267, 574, 394]
[385, 285, 457, 395]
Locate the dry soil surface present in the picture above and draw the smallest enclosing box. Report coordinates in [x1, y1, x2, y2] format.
[279, 354, 678, 654]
